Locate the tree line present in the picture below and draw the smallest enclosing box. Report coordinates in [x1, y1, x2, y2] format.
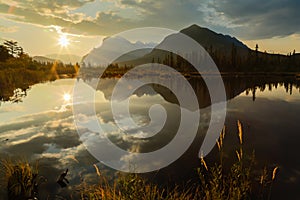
[0, 40, 80, 102]
[94, 43, 300, 76]
[154, 44, 300, 73]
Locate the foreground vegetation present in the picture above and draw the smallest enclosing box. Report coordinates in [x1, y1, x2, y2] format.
[0, 160, 40, 199]
[1, 121, 278, 200]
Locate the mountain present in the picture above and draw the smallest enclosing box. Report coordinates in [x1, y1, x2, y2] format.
[32, 56, 61, 63]
[46, 54, 81, 64]
[81, 24, 300, 74]
[152, 24, 249, 58]
[153, 24, 250, 60]
[82, 36, 157, 67]
[102, 24, 248, 71]
[180, 24, 248, 51]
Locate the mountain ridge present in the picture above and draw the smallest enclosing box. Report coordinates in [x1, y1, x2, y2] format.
[180, 24, 248, 49]
[46, 54, 81, 64]
[32, 56, 62, 64]
[81, 24, 300, 73]
[82, 36, 157, 67]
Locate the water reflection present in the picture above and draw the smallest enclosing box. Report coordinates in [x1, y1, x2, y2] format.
[0, 69, 58, 104]
[94, 75, 300, 107]
[0, 76, 300, 199]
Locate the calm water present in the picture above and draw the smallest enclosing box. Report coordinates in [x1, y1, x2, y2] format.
[0, 77, 300, 199]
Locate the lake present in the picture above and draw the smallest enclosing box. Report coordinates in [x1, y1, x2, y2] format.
[0, 76, 300, 199]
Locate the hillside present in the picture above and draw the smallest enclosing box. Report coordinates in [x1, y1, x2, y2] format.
[180, 24, 248, 51]
[32, 56, 62, 64]
[117, 24, 300, 72]
[81, 24, 300, 75]
[46, 54, 81, 64]
[82, 36, 156, 67]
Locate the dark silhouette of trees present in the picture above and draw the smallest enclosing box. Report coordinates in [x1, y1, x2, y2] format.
[0, 45, 10, 62]
[255, 44, 259, 64]
[170, 51, 174, 67]
[3, 40, 24, 58]
[0, 40, 80, 102]
[108, 44, 300, 75]
[231, 43, 237, 69]
[4, 40, 18, 57]
[255, 44, 259, 52]
[16, 46, 24, 56]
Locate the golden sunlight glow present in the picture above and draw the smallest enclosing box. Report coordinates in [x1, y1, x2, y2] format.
[63, 93, 71, 102]
[58, 35, 70, 47]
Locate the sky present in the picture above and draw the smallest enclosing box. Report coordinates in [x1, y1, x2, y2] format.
[0, 0, 299, 57]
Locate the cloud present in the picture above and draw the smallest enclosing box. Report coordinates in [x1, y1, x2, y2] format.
[0, 0, 96, 34]
[0, 25, 18, 32]
[0, 0, 299, 39]
[0, 0, 209, 36]
[10, 0, 95, 14]
[210, 0, 300, 39]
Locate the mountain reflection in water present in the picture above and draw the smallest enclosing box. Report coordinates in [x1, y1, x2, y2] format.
[0, 76, 300, 199]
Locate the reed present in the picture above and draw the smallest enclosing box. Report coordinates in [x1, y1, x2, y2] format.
[1, 121, 278, 200]
[0, 159, 41, 200]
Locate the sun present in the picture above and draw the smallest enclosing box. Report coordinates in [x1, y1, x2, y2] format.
[58, 35, 70, 47]
[63, 93, 71, 102]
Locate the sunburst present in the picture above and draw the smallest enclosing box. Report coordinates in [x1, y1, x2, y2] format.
[63, 93, 71, 102]
[58, 35, 70, 47]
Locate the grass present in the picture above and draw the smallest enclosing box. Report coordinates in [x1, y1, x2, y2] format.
[197, 121, 274, 200]
[1, 121, 278, 200]
[78, 170, 199, 200]
[0, 159, 41, 200]
[77, 121, 278, 200]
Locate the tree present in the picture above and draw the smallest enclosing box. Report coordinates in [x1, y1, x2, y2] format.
[170, 52, 174, 67]
[16, 46, 24, 56]
[3, 40, 24, 57]
[4, 40, 18, 57]
[255, 44, 259, 64]
[231, 43, 237, 69]
[0, 45, 10, 62]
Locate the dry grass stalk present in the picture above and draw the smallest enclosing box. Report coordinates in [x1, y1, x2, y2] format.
[237, 120, 243, 145]
[272, 167, 279, 181]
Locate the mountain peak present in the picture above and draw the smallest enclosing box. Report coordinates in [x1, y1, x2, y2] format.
[181, 24, 212, 34]
[82, 36, 157, 67]
[187, 24, 202, 29]
[179, 24, 249, 50]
